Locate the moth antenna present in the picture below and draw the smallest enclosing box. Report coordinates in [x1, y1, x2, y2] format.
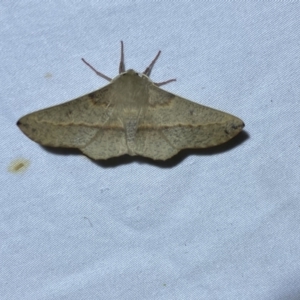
[144, 50, 176, 85]
[81, 58, 112, 82]
[119, 41, 125, 74]
[143, 50, 161, 76]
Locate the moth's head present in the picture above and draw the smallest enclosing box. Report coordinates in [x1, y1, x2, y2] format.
[112, 69, 153, 83]
[126, 69, 149, 78]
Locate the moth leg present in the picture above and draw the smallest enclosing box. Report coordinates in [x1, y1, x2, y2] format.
[81, 58, 112, 82]
[119, 40, 125, 73]
[154, 78, 177, 86]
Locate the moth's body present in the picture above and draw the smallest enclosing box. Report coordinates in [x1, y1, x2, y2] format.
[111, 70, 149, 154]
[17, 42, 244, 160]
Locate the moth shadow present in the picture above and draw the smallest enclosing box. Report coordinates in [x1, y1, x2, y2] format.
[41, 130, 249, 169]
[41, 146, 83, 157]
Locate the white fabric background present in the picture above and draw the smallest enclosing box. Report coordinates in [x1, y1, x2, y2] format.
[1, 1, 300, 299]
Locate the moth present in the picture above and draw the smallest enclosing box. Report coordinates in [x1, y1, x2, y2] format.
[17, 41, 244, 160]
